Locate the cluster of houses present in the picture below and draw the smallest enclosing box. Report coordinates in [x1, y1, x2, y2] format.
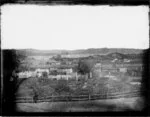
[17, 67, 80, 80]
[92, 62, 142, 79]
[18, 57, 143, 80]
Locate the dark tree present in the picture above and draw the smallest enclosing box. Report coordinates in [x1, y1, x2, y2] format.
[50, 70, 58, 75]
[53, 54, 61, 61]
[77, 59, 95, 75]
[42, 71, 48, 78]
[55, 80, 71, 95]
[2, 49, 26, 114]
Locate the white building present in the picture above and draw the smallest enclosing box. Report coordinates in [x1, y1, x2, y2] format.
[119, 68, 127, 73]
[124, 59, 131, 63]
[48, 74, 72, 80]
[112, 58, 118, 63]
[18, 71, 36, 78]
[60, 68, 73, 74]
[35, 69, 49, 73]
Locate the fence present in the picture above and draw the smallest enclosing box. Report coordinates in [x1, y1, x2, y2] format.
[15, 90, 141, 103]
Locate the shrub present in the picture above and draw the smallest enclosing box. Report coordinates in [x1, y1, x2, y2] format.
[55, 80, 71, 95]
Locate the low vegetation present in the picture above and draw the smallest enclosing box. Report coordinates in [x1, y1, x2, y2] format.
[16, 75, 141, 102]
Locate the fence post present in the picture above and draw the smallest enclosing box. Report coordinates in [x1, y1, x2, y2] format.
[89, 94, 91, 100]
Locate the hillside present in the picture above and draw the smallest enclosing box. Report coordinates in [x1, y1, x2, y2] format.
[69, 48, 144, 55]
[12, 48, 144, 56]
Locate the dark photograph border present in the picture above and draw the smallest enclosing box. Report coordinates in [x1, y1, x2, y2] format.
[1, 0, 150, 116]
[1, 0, 149, 5]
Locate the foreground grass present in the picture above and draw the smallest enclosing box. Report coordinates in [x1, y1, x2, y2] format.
[16, 97, 144, 112]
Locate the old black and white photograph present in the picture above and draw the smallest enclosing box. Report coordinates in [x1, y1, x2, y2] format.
[1, 4, 149, 115]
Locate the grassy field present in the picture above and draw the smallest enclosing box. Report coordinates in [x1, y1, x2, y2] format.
[16, 97, 144, 112]
[16, 75, 141, 101]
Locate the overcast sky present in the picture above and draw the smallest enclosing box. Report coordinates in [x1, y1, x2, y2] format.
[1, 5, 149, 50]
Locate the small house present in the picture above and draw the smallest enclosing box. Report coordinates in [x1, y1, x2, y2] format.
[119, 68, 127, 73]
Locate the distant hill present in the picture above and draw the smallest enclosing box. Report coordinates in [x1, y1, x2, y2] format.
[69, 48, 144, 55]
[15, 49, 69, 56]
[3, 48, 145, 56]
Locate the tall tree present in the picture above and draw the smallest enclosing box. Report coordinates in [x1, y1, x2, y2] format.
[2, 49, 26, 114]
[77, 59, 95, 75]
